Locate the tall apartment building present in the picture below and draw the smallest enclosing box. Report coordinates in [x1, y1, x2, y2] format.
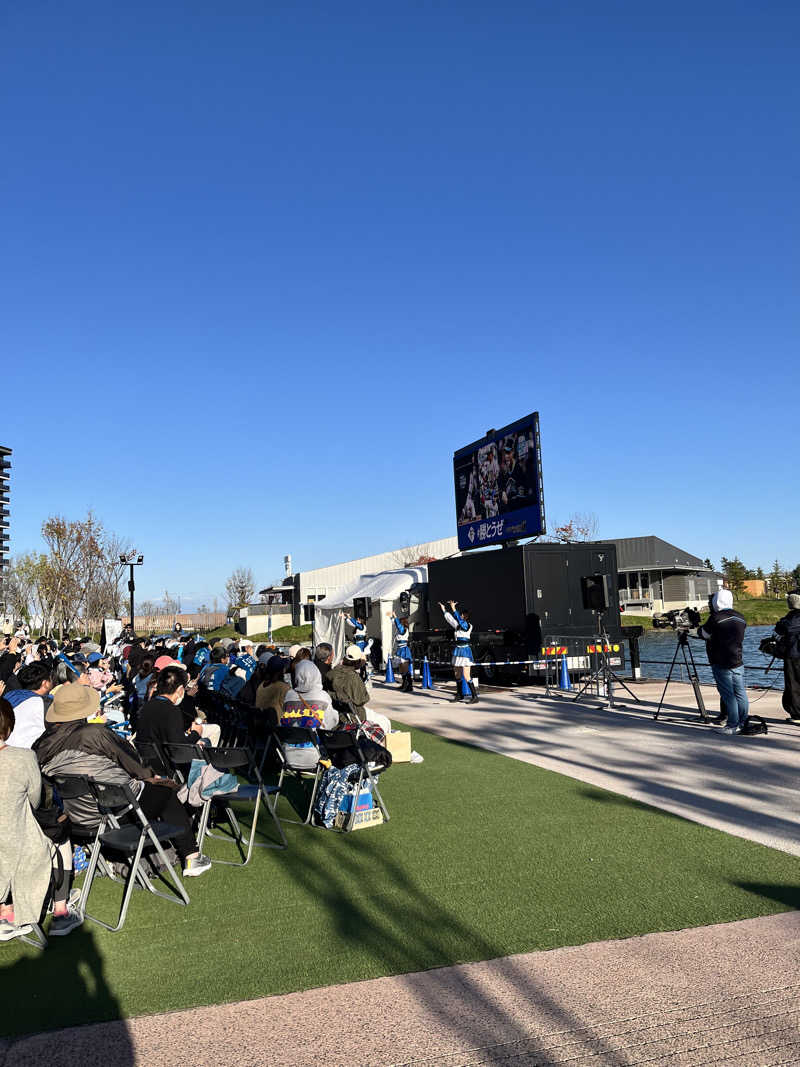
[0, 446, 10, 577]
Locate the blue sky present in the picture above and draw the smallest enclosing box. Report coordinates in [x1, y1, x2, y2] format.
[2, 2, 798, 606]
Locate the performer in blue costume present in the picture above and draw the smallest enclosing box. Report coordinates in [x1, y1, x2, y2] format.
[341, 611, 368, 651]
[440, 600, 478, 704]
[389, 611, 414, 692]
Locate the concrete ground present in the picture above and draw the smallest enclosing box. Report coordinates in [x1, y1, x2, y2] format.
[3, 678, 798, 1067]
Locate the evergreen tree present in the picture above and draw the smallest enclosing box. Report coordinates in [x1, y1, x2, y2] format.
[769, 559, 787, 598]
[721, 556, 748, 595]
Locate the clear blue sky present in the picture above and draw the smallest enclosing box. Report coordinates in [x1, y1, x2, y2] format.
[2, 2, 798, 606]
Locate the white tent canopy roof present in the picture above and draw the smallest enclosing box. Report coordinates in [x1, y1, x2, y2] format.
[315, 566, 428, 612]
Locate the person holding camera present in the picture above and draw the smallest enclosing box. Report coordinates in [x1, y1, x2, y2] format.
[696, 589, 749, 734]
[774, 591, 800, 722]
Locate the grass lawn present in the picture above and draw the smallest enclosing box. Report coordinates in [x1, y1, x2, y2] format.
[203, 624, 313, 643]
[2, 725, 798, 1039]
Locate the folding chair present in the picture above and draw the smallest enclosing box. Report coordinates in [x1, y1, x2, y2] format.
[134, 738, 171, 778]
[272, 725, 325, 825]
[48, 774, 119, 889]
[80, 779, 190, 932]
[161, 739, 244, 852]
[317, 729, 392, 831]
[196, 745, 287, 864]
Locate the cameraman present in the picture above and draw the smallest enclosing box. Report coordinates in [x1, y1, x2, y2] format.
[696, 589, 749, 734]
[774, 591, 800, 723]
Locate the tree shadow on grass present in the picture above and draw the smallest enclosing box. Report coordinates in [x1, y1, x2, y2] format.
[278, 822, 624, 1065]
[734, 882, 800, 911]
[0, 925, 135, 1062]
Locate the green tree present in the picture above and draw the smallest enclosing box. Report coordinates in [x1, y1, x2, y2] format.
[755, 566, 765, 581]
[768, 560, 787, 599]
[720, 556, 748, 595]
[791, 564, 800, 591]
[703, 558, 714, 570]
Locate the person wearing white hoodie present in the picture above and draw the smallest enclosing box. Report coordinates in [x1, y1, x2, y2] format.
[697, 589, 749, 734]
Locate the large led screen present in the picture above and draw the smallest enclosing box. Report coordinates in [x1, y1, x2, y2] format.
[453, 412, 545, 550]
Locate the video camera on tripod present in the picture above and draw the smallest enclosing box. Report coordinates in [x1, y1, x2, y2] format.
[654, 605, 707, 723]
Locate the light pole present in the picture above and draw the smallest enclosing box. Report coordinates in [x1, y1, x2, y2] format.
[119, 552, 144, 632]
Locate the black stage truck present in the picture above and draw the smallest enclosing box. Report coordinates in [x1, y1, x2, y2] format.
[411, 542, 632, 685]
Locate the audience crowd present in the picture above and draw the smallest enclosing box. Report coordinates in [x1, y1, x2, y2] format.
[0, 624, 390, 943]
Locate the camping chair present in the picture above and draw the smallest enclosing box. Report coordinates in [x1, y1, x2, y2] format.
[80, 779, 190, 932]
[195, 745, 287, 864]
[317, 729, 392, 831]
[272, 725, 326, 826]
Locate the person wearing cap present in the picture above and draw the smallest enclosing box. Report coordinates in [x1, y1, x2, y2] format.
[34, 682, 212, 878]
[773, 590, 800, 723]
[340, 612, 368, 652]
[86, 653, 119, 694]
[230, 638, 257, 681]
[326, 645, 371, 722]
[696, 589, 749, 734]
[389, 612, 414, 693]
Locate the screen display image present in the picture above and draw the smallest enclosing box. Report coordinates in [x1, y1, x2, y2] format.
[453, 412, 545, 550]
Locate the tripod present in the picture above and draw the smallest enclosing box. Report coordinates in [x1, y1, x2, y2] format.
[573, 612, 640, 709]
[654, 630, 708, 723]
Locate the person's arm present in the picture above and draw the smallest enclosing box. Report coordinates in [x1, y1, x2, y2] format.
[25, 749, 43, 809]
[88, 726, 154, 780]
[452, 609, 469, 630]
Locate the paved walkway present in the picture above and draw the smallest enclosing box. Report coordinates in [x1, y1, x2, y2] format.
[367, 677, 800, 856]
[4, 911, 800, 1066]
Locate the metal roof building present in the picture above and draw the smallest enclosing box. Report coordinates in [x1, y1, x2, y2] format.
[610, 535, 720, 616]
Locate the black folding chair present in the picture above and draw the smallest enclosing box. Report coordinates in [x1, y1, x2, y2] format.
[134, 738, 171, 778]
[317, 729, 392, 831]
[80, 779, 190, 932]
[195, 745, 287, 864]
[272, 725, 325, 825]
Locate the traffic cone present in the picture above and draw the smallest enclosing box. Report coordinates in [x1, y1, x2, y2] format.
[422, 657, 433, 689]
[559, 654, 572, 691]
[385, 657, 395, 684]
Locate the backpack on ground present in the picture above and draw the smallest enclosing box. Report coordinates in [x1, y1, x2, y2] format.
[741, 716, 768, 736]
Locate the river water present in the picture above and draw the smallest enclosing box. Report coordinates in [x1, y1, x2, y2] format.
[637, 625, 783, 690]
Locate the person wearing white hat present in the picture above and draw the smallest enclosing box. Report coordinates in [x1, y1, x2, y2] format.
[697, 589, 749, 734]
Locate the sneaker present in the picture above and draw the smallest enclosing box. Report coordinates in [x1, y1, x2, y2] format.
[722, 726, 738, 735]
[49, 905, 83, 937]
[182, 853, 212, 877]
[0, 919, 33, 941]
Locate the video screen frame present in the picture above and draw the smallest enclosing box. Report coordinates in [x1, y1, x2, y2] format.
[453, 411, 546, 550]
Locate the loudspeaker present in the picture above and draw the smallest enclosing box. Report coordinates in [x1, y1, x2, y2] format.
[398, 590, 411, 617]
[353, 597, 371, 621]
[581, 574, 610, 612]
[303, 603, 315, 622]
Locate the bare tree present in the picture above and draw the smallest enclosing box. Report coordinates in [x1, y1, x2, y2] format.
[547, 512, 599, 544]
[160, 590, 181, 616]
[225, 567, 255, 614]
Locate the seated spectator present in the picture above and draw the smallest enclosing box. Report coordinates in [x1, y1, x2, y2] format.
[255, 655, 291, 726]
[34, 683, 211, 878]
[0, 698, 64, 940]
[4, 662, 54, 749]
[326, 645, 371, 722]
[313, 643, 334, 689]
[87, 653, 120, 694]
[198, 646, 230, 691]
[135, 665, 205, 773]
[230, 638, 257, 681]
[280, 660, 338, 771]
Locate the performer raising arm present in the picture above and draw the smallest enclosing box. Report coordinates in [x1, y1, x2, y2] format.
[440, 600, 478, 704]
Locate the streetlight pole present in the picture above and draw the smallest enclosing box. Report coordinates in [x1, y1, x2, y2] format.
[120, 553, 144, 632]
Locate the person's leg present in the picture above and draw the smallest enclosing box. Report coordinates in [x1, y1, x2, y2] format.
[783, 659, 800, 720]
[711, 666, 737, 728]
[730, 666, 749, 728]
[452, 666, 464, 701]
[138, 783, 197, 864]
[52, 842, 73, 915]
[463, 663, 478, 703]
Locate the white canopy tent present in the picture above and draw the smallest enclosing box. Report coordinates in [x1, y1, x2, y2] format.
[313, 566, 428, 665]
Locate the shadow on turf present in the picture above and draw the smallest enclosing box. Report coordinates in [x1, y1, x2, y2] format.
[279, 826, 620, 1063]
[0, 925, 134, 1056]
[735, 882, 800, 910]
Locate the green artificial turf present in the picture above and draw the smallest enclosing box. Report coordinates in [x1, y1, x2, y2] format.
[2, 724, 798, 1039]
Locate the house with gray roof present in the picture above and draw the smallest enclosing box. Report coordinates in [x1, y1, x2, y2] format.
[609, 536, 722, 617]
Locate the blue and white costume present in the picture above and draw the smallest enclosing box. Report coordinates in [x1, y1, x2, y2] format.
[444, 609, 474, 665]
[393, 618, 413, 663]
[345, 616, 368, 651]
